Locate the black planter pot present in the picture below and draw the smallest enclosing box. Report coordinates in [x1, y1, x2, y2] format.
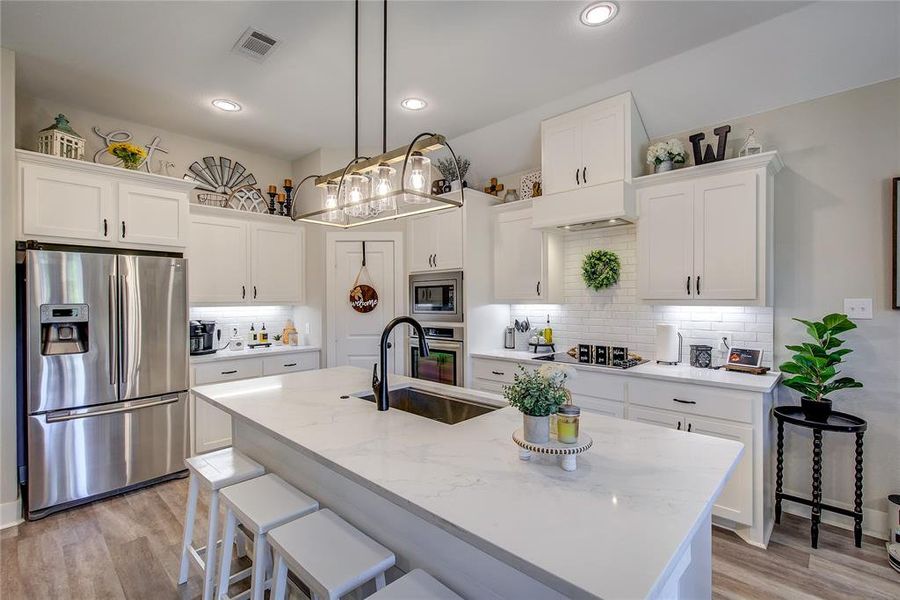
[801, 396, 833, 421]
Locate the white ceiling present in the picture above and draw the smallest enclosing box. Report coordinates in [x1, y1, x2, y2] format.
[1, 1, 807, 160]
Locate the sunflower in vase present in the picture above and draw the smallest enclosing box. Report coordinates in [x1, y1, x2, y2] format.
[107, 142, 147, 170]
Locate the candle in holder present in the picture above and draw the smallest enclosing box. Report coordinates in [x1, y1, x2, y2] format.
[268, 184, 277, 193]
[556, 404, 581, 444]
[276, 193, 286, 204]
[284, 178, 293, 187]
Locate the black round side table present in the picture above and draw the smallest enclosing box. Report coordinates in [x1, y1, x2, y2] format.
[773, 406, 867, 549]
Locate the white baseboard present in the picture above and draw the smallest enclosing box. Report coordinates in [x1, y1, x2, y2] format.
[0, 497, 22, 529]
[782, 488, 887, 541]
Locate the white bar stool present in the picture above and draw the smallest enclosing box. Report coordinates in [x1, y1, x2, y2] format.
[216, 474, 319, 600]
[267, 509, 396, 600]
[368, 569, 463, 600]
[178, 448, 266, 600]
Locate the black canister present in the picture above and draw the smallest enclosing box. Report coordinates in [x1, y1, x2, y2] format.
[689, 344, 713, 368]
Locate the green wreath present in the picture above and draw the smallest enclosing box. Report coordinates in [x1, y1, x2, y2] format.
[581, 249, 620, 291]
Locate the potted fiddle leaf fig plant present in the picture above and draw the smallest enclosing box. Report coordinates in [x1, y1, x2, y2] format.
[503, 364, 574, 443]
[779, 313, 863, 421]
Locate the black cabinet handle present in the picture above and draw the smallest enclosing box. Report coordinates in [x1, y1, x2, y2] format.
[491, 370, 505, 376]
[677, 421, 682, 430]
[673, 398, 697, 405]
[253, 286, 257, 299]
[221, 370, 238, 375]
[242, 285, 246, 299]
[687, 423, 693, 432]
[433, 253, 437, 267]
[103, 218, 108, 237]
[283, 363, 297, 367]
[583, 167, 587, 183]
[121, 221, 126, 238]
[576, 169, 580, 185]
[696, 276, 701, 296]
[686, 276, 691, 295]
[536, 281, 541, 295]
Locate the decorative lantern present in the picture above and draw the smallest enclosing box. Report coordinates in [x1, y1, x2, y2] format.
[36, 114, 85, 160]
[738, 128, 763, 158]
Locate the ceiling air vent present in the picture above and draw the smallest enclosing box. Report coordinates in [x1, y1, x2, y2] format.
[232, 27, 280, 62]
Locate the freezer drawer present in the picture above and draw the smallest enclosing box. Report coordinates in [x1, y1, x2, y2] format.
[26, 392, 190, 518]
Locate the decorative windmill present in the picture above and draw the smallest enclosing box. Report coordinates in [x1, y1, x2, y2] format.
[183, 156, 267, 212]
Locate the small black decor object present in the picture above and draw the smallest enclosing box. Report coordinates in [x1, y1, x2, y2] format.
[689, 125, 731, 165]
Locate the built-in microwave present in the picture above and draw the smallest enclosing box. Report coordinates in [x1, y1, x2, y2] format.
[409, 271, 463, 323]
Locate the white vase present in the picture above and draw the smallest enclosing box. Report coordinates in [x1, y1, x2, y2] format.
[523, 414, 550, 444]
[655, 159, 674, 173]
[450, 180, 462, 191]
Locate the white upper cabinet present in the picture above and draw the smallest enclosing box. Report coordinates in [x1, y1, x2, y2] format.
[250, 222, 304, 304]
[542, 113, 582, 195]
[408, 208, 463, 272]
[637, 181, 695, 300]
[117, 183, 189, 247]
[493, 203, 563, 303]
[535, 92, 647, 229]
[635, 152, 782, 305]
[693, 171, 758, 300]
[17, 150, 193, 250]
[188, 215, 249, 304]
[21, 162, 114, 242]
[188, 205, 305, 305]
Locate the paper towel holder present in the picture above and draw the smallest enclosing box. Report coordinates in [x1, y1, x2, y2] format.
[657, 332, 683, 365]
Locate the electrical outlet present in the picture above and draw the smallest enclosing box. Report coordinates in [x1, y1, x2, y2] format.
[718, 334, 731, 352]
[843, 298, 873, 320]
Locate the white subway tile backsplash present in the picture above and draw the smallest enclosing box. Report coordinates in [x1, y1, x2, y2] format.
[509, 224, 774, 366]
[190, 305, 297, 345]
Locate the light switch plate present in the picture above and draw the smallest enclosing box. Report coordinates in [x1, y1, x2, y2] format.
[843, 298, 873, 320]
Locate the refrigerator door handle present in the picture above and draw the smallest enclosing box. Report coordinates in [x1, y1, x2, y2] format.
[44, 395, 181, 423]
[118, 274, 127, 385]
[108, 275, 118, 385]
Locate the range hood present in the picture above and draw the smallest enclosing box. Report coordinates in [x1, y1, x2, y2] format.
[531, 179, 636, 230]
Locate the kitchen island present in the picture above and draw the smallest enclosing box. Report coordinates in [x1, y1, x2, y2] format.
[193, 366, 743, 599]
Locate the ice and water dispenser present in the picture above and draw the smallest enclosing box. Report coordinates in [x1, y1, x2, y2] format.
[40, 304, 89, 355]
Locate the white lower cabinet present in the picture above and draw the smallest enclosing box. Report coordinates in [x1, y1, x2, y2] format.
[471, 355, 771, 546]
[191, 351, 320, 453]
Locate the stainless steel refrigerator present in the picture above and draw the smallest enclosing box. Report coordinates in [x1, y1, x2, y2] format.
[17, 243, 190, 519]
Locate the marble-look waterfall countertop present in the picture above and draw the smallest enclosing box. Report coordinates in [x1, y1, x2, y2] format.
[471, 349, 781, 393]
[193, 366, 743, 599]
[190, 344, 320, 364]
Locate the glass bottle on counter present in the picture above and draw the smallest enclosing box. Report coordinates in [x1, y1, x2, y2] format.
[556, 404, 581, 444]
[259, 323, 269, 343]
[543, 314, 553, 345]
[249, 323, 258, 344]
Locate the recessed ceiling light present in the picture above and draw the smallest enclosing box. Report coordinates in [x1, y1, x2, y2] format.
[400, 97, 427, 111]
[580, 2, 618, 27]
[211, 99, 242, 112]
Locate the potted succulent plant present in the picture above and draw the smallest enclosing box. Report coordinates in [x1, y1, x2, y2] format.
[779, 313, 863, 421]
[503, 364, 574, 443]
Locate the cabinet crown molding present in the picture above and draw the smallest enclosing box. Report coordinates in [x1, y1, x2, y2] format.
[633, 151, 783, 188]
[16, 148, 197, 192]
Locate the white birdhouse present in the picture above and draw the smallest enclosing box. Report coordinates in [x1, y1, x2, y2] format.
[36, 114, 86, 160]
[738, 128, 763, 158]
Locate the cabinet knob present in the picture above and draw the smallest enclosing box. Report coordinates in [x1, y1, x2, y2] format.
[576, 169, 580, 185]
[582, 167, 587, 183]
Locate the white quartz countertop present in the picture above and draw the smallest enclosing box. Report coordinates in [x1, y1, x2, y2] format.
[193, 366, 743, 599]
[471, 349, 781, 393]
[190, 344, 320, 364]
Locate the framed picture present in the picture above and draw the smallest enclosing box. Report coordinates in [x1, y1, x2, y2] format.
[893, 177, 899, 309]
[727, 348, 763, 368]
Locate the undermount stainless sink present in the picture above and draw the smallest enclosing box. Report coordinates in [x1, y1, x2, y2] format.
[356, 387, 498, 425]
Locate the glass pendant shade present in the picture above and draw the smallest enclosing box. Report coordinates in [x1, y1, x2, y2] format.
[405, 152, 431, 203]
[342, 173, 370, 217]
[322, 181, 342, 222]
[370, 162, 398, 213]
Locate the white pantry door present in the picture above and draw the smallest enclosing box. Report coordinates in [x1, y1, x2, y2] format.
[331, 240, 399, 374]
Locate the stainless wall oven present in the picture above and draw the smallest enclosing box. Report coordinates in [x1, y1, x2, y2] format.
[409, 271, 463, 323]
[408, 325, 464, 387]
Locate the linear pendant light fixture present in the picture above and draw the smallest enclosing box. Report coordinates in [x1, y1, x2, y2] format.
[292, 0, 463, 228]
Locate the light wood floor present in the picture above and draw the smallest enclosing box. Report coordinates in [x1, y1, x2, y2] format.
[1, 477, 897, 599]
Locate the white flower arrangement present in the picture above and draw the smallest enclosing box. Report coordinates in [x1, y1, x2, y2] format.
[646, 138, 687, 166]
[537, 363, 577, 386]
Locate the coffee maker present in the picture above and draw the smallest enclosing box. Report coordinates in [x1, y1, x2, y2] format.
[189, 320, 217, 355]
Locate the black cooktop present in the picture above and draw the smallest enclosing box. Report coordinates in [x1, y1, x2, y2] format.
[533, 352, 647, 370]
